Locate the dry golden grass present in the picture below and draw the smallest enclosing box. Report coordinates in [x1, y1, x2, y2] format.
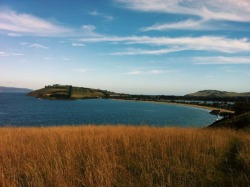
[0, 126, 249, 186]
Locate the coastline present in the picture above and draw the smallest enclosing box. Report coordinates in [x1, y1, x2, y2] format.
[163, 101, 234, 113]
[114, 99, 234, 113]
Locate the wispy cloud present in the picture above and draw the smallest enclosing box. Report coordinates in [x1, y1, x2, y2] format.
[116, 0, 250, 22]
[29, 44, 49, 49]
[127, 70, 142, 75]
[149, 70, 165, 74]
[80, 36, 250, 54]
[141, 19, 213, 31]
[0, 9, 104, 37]
[194, 56, 250, 64]
[81, 25, 102, 37]
[7, 32, 23, 37]
[89, 10, 114, 21]
[72, 43, 85, 47]
[89, 10, 99, 16]
[0, 51, 24, 57]
[127, 69, 173, 75]
[0, 8, 72, 36]
[111, 47, 182, 55]
[0, 52, 8, 57]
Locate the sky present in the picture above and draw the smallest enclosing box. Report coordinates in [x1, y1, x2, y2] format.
[1, 0, 250, 95]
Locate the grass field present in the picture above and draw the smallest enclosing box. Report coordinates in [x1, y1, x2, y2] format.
[0, 126, 249, 186]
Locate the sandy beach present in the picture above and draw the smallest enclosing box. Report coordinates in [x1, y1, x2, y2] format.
[115, 99, 234, 113]
[163, 101, 234, 113]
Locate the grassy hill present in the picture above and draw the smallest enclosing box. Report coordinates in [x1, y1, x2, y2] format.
[28, 84, 119, 99]
[185, 90, 250, 97]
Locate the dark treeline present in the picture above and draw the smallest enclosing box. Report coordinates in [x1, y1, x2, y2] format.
[209, 101, 250, 129]
[113, 94, 250, 112]
[115, 94, 250, 102]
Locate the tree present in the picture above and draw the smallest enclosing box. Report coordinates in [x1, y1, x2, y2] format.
[210, 110, 220, 120]
[67, 86, 72, 98]
[234, 102, 250, 115]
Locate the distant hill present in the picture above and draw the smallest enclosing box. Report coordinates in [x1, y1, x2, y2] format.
[28, 84, 124, 99]
[0, 86, 32, 93]
[185, 90, 250, 97]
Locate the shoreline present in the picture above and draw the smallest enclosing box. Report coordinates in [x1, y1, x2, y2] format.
[164, 102, 234, 113]
[113, 99, 234, 113]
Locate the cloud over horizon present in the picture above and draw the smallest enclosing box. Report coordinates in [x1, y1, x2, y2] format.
[1, 1, 250, 94]
[0, 8, 72, 36]
[0, 9, 102, 37]
[116, 0, 250, 22]
[194, 56, 250, 64]
[80, 35, 250, 54]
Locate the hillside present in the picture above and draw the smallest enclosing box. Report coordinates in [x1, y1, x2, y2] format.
[0, 126, 249, 186]
[28, 84, 121, 99]
[185, 90, 250, 97]
[209, 112, 250, 130]
[208, 102, 250, 130]
[0, 86, 32, 92]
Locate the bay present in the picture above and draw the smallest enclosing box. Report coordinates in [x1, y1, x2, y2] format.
[0, 93, 217, 127]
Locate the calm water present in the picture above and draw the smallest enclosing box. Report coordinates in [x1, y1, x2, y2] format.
[0, 93, 217, 127]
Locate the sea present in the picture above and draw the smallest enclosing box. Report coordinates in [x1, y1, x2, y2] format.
[0, 93, 217, 127]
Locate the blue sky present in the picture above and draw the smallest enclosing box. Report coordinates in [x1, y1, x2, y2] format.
[1, 0, 250, 95]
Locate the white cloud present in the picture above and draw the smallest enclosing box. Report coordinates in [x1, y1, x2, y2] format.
[89, 10, 114, 21]
[29, 44, 49, 49]
[72, 43, 85, 47]
[194, 56, 250, 64]
[81, 25, 102, 37]
[141, 19, 214, 31]
[0, 51, 8, 57]
[116, 0, 250, 22]
[7, 32, 23, 37]
[105, 16, 114, 21]
[0, 51, 24, 57]
[89, 10, 99, 16]
[80, 35, 250, 54]
[149, 70, 164, 74]
[127, 69, 172, 75]
[82, 25, 96, 32]
[111, 47, 182, 55]
[0, 9, 72, 36]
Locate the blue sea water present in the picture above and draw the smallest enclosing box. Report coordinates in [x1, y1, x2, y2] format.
[0, 93, 217, 127]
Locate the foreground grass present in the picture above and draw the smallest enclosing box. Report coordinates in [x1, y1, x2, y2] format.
[0, 126, 249, 187]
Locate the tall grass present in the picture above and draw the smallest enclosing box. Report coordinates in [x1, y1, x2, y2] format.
[0, 126, 249, 186]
